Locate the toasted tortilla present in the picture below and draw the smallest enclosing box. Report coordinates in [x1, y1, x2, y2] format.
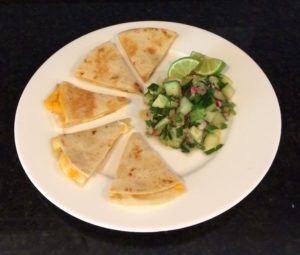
[75, 41, 141, 94]
[44, 81, 128, 127]
[118, 27, 177, 82]
[52, 119, 131, 186]
[109, 133, 185, 205]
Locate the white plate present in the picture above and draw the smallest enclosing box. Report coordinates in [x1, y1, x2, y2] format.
[14, 21, 281, 232]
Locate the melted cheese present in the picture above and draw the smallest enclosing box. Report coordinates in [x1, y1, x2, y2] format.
[174, 183, 185, 190]
[52, 137, 87, 185]
[44, 86, 65, 122]
[119, 120, 131, 134]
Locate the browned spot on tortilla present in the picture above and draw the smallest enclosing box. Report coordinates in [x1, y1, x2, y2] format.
[146, 47, 156, 54]
[121, 37, 137, 57]
[141, 74, 148, 82]
[162, 29, 172, 39]
[131, 145, 143, 159]
[111, 75, 119, 80]
[92, 130, 97, 135]
[117, 96, 128, 103]
[143, 28, 158, 32]
[152, 39, 162, 47]
[162, 179, 174, 184]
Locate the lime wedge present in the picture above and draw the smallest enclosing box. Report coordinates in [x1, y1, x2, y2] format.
[194, 57, 225, 76]
[190, 51, 206, 62]
[168, 57, 200, 79]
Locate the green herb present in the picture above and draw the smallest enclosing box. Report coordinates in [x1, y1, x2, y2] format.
[220, 123, 228, 129]
[180, 143, 190, 153]
[150, 107, 160, 115]
[148, 83, 160, 95]
[145, 120, 154, 127]
[176, 127, 183, 137]
[204, 144, 223, 155]
[206, 124, 218, 133]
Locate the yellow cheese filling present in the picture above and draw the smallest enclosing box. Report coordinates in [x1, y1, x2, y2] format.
[44, 85, 65, 122]
[110, 183, 185, 199]
[52, 138, 87, 185]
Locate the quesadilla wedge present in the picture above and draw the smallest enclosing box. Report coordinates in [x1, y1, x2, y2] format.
[118, 28, 177, 82]
[75, 41, 141, 94]
[109, 132, 185, 205]
[44, 81, 128, 127]
[52, 119, 131, 186]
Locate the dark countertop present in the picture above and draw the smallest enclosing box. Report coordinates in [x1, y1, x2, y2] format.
[1, 1, 299, 254]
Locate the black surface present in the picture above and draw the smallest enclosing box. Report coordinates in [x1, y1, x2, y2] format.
[1, 1, 300, 254]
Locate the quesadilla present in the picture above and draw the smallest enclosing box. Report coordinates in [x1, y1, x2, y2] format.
[75, 41, 141, 94]
[44, 81, 128, 127]
[52, 119, 131, 186]
[118, 28, 177, 82]
[109, 132, 185, 205]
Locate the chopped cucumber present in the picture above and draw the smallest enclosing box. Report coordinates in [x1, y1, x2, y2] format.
[144, 91, 154, 104]
[211, 112, 226, 128]
[189, 126, 203, 143]
[168, 99, 179, 108]
[219, 74, 233, 86]
[205, 111, 217, 122]
[179, 97, 193, 115]
[189, 108, 205, 123]
[164, 80, 182, 97]
[206, 104, 217, 112]
[222, 84, 235, 99]
[168, 128, 183, 148]
[209, 76, 219, 85]
[147, 83, 161, 95]
[214, 90, 226, 101]
[204, 131, 220, 150]
[143, 52, 235, 155]
[152, 94, 169, 108]
[154, 117, 170, 129]
[175, 112, 184, 127]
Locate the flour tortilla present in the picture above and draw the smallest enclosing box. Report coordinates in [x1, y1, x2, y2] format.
[52, 119, 131, 185]
[109, 133, 185, 205]
[118, 28, 177, 82]
[44, 81, 128, 127]
[75, 41, 141, 94]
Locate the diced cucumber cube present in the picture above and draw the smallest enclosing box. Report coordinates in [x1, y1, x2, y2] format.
[189, 126, 203, 143]
[179, 97, 193, 115]
[189, 108, 205, 123]
[144, 91, 154, 104]
[219, 74, 233, 86]
[168, 128, 183, 148]
[175, 112, 184, 127]
[205, 111, 217, 122]
[206, 104, 217, 112]
[154, 117, 170, 129]
[164, 80, 182, 97]
[222, 84, 235, 99]
[168, 100, 179, 108]
[152, 94, 169, 108]
[147, 83, 161, 95]
[211, 112, 226, 128]
[209, 76, 219, 85]
[204, 131, 220, 150]
[214, 90, 226, 101]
